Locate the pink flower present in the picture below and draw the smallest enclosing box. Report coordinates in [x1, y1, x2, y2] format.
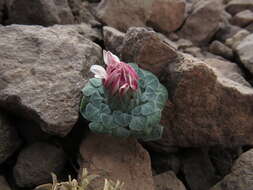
[90, 50, 139, 96]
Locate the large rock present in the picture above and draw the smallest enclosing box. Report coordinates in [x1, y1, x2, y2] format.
[157, 55, 253, 147]
[95, 0, 185, 33]
[0, 176, 11, 190]
[182, 149, 219, 190]
[95, 0, 153, 32]
[179, 0, 223, 44]
[13, 142, 67, 188]
[147, 0, 186, 33]
[154, 171, 186, 190]
[210, 149, 253, 190]
[103, 26, 125, 55]
[79, 134, 154, 190]
[0, 24, 102, 136]
[235, 33, 253, 74]
[225, 0, 253, 15]
[0, 111, 21, 164]
[120, 27, 178, 75]
[8, 0, 75, 26]
[231, 10, 253, 27]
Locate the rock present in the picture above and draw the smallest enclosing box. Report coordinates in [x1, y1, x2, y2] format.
[13, 142, 67, 188]
[246, 22, 253, 32]
[184, 46, 204, 58]
[0, 24, 102, 136]
[209, 147, 242, 177]
[182, 149, 219, 190]
[235, 33, 253, 74]
[0, 111, 21, 164]
[225, 29, 250, 49]
[231, 10, 253, 27]
[0, 176, 11, 190]
[225, 0, 253, 15]
[179, 0, 223, 45]
[8, 0, 75, 26]
[214, 22, 241, 42]
[209, 40, 233, 60]
[0, 0, 4, 24]
[120, 27, 178, 75]
[153, 171, 186, 190]
[103, 26, 125, 55]
[95, 0, 153, 32]
[79, 134, 154, 190]
[147, 0, 186, 33]
[155, 54, 253, 147]
[210, 149, 253, 190]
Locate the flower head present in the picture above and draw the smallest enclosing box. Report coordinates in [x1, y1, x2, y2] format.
[90, 50, 139, 96]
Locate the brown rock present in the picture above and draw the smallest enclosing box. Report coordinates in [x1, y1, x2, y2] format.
[103, 26, 125, 55]
[0, 25, 102, 136]
[157, 55, 253, 147]
[246, 22, 253, 32]
[210, 149, 253, 190]
[0, 0, 4, 24]
[182, 149, 219, 190]
[225, 29, 250, 49]
[231, 10, 253, 27]
[209, 40, 233, 60]
[147, 0, 186, 33]
[79, 134, 154, 190]
[95, 0, 153, 32]
[179, 0, 223, 45]
[0, 176, 11, 190]
[13, 142, 67, 188]
[0, 111, 21, 164]
[225, 0, 253, 15]
[215, 22, 241, 42]
[8, 0, 75, 26]
[120, 27, 178, 75]
[154, 171, 186, 190]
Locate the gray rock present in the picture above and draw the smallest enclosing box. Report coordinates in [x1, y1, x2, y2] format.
[235, 33, 253, 74]
[225, 0, 253, 15]
[179, 0, 223, 45]
[215, 22, 241, 42]
[0, 24, 102, 136]
[209, 40, 233, 60]
[210, 149, 253, 190]
[231, 10, 253, 27]
[120, 27, 178, 76]
[13, 142, 67, 188]
[246, 22, 253, 32]
[0, 111, 21, 164]
[79, 134, 154, 190]
[103, 26, 125, 55]
[182, 149, 219, 190]
[8, 0, 75, 26]
[225, 29, 250, 49]
[154, 171, 186, 190]
[0, 176, 11, 190]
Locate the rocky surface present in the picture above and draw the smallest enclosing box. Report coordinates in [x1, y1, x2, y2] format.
[79, 134, 154, 190]
[13, 142, 67, 188]
[0, 111, 21, 164]
[179, 0, 223, 44]
[231, 10, 253, 27]
[209, 40, 233, 60]
[225, 0, 253, 15]
[0, 24, 102, 136]
[210, 149, 253, 190]
[0, 176, 11, 190]
[120, 27, 178, 75]
[153, 171, 186, 190]
[235, 33, 253, 74]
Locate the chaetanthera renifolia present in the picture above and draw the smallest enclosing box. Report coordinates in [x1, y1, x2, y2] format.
[80, 50, 168, 141]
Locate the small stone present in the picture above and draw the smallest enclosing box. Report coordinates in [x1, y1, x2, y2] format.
[154, 171, 186, 190]
[13, 142, 67, 188]
[231, 10, 253, 27]
[225, 0, 253, 15]
[209, 40, 233, 60]
[225, 29, 250, 49]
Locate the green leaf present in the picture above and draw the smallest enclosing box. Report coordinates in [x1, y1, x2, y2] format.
[131, 105, 142, 116]
[89, 122, 105, 133]
[84, 103, 100, 121]
[141, 124, 164, 141]
[100, 113, 118, 129]
[113, 111, 132, 127]
[82, 83, 97, 96]
[129, 116, 147, 131]
[147, 111, 161, 126]
[128, 63, 139, 72]
[141, 102, 156, 116]
[89, 78, 102, 87]
[89, 91, 104, 105]
[112, 127, 130, 137]
[99, 103, 111, 114]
